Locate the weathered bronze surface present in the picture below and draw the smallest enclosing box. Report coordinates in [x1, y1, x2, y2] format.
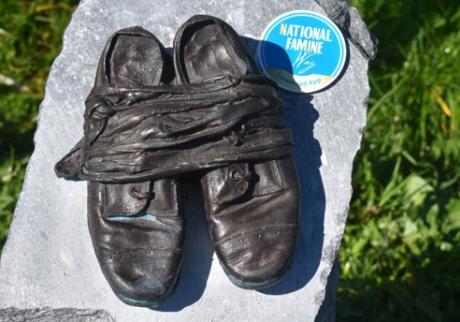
[55, 15, 300, 306]
[174, 15, 299, 289]
[56, 27, 183, 308]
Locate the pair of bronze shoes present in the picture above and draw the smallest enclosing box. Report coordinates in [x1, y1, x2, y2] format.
[55, 15, 300, 308]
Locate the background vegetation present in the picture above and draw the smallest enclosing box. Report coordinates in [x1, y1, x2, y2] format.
[339, 1, 460, 321]
[0, 0, 459, 321]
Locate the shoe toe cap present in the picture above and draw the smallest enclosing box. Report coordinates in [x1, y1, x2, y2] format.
[216, 227, 297, 289]
[102, 249, 181, 306]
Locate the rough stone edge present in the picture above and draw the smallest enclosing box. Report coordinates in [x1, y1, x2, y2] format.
[315, 259, 339, 322]
[0, 0, 81, 260]
[315, 0, 378, 60]
[312, 1, 377, 320]
[0, 307, 115, 322]
[0, 6, 114, 321]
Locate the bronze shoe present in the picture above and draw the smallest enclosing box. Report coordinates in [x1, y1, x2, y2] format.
[173, 15, 300, 289]
[55, 27, 183, 307]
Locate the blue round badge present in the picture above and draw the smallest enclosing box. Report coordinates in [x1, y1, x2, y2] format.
[257, 10, 347, 93]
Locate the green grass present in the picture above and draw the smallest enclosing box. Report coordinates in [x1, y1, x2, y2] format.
[0, 1, 459, 320]
[0, 0, 78, 247]
[339, 0, 460, 321]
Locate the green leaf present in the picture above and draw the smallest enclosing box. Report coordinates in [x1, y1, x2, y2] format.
[403, 175, 433, 207]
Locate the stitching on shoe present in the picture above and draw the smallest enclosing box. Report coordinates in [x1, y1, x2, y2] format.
[215, 224, 298, 248]
[108, 247, 182, 258]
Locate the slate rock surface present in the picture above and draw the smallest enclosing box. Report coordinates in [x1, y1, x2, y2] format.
[0, 307, 115, 322]
[0, 0, 376, 321]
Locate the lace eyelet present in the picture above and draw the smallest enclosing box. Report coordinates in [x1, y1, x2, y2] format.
[230, 169, 242, 181]
[129, 186, 155, 200]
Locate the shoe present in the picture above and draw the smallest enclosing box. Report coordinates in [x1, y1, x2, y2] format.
[173, 15, 300, 289]
[55, 27, 183, 307]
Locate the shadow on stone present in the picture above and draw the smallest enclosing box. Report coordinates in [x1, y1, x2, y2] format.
[153, 178, 213, 312]
[315, 35, 351, 94]
[315, 258, 339, 322]
[263, 90, 325, 295]
[244, 37, 326, 295]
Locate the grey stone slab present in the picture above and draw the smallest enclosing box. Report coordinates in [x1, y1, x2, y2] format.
[0, 307, 114, 322]
[0, 0, 376, 321]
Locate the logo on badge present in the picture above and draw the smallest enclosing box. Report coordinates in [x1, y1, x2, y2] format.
[257, 10, 347, 94]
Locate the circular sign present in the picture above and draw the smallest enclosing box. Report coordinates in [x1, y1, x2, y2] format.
[257, 10, 347, 94]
